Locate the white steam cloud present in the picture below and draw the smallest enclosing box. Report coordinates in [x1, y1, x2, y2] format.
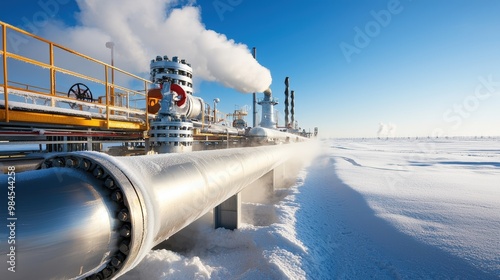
[42, 0, 271, 93]
[377, 122, 397, 138]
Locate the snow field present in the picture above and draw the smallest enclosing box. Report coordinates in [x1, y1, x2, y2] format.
[120, 138, 500, 279]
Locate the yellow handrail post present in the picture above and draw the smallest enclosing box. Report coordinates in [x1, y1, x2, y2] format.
[49, 43, 56, 107]
[2, 23, 9, 122]
[144, 81, 149, 131]
[105, 65, 110, 129]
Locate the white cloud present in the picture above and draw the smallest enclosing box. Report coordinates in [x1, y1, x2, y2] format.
[40, 0, 272, 93]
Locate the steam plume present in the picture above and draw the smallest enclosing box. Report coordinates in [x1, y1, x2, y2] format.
[377, 122, 397, 138]
[42, 0, 272, 93]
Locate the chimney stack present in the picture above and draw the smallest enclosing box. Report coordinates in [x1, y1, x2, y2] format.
[284, 77, 290, 127]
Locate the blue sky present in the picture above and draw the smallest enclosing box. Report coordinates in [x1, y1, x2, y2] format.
[2, 0, 500, 138]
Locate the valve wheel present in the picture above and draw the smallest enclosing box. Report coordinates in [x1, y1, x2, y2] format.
[68, 83, 93, 108]
[171, 83, 186, 107]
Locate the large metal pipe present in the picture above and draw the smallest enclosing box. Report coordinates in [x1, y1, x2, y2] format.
[1, 167, 121, 280]
[0, 157, 44, 173]
[0, 142, 311, 279]
[176, 94, 204, 120]
[248, 127, 308, 143]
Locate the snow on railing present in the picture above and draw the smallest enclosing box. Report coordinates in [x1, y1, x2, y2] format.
[0, 20, 152, 128]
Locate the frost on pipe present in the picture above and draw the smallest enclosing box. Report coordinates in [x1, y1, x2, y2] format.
[0, 142, 311, 280]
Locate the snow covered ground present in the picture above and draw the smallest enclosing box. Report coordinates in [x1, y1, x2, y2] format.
[120, 138, 500, 279]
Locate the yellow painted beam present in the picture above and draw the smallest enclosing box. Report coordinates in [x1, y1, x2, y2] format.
[0, 109, 147, 131]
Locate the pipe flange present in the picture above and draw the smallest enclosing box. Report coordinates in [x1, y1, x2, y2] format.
[41, 153, 144, 280]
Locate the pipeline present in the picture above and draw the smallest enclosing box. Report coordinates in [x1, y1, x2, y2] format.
[191, 121, 243, 135]
[248, 126, 308, 143]
[0, 142, 312, 280]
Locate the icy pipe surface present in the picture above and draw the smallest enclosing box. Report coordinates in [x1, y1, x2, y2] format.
[0, 142, 313, 280]
[95, 143, 308, 277]
[0, 168, 120, 280]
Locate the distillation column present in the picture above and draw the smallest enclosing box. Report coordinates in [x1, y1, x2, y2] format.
[148, 56, 203, 153]
[258, 88, 278, 129]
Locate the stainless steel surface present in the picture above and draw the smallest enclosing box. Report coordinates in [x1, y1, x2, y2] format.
[177, 94, 203, 119]
[150, 56, 193, 95]
[0, 142, 311, 279]
[148, 55, 201, 152]
[149, 120, 194, 153]
[0, 167, 120, 280]
[0, 157, 44, 173]
[248, 126, 308, 143]
[192, 121, 242, 135]
[93, 143, 309, 278]
[258, 88, 279, 129]
[117, 144, 299, 249]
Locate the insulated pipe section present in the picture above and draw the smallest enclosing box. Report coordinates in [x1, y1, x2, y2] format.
[248, 127, 308, 143]
[0, 167, 122, 280]
[0, 142, 311, 279]
[176, 94, 204, 120]
[191, 121, 243, 135]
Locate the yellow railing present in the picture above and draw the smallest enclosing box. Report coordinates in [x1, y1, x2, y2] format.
[2, 23, 8, 122]
[0, 20, 152, 130]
